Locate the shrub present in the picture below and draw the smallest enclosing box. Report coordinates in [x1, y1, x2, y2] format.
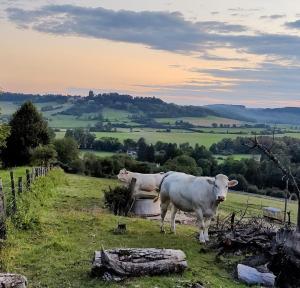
[228, 174, 248, 191]
[103, 185, 132, 216]
[247, 185, 259, 194]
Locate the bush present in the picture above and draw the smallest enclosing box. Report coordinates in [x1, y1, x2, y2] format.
[103, 185, 132, 216]
[247, 184, 259, 194]
[290, 193, 298, 201]
[228, 174, 248, 191]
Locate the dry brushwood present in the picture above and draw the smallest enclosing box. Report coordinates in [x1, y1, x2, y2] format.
[208, 215, 278, 256]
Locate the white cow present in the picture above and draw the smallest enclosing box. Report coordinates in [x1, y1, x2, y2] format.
[117, 168, 165, 195]
[160, 172, 238, 243]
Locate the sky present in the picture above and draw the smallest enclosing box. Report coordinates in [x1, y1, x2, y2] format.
[1, 0, 300, 107]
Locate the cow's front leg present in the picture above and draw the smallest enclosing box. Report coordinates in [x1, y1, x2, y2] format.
[204, 218, 211, 242]
[195, 208, 205, 243]
[170, 205, 178, 234]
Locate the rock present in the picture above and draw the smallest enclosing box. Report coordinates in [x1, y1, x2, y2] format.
[0, 273, 27, 288]
[237, 264, 275, 287]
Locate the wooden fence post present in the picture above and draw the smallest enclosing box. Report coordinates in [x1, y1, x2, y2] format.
[35, 168, 38, 178]
[31, 167, 35, 182]
[18, 177, 23, 194]
[26, 169, 31, 190]
[10, 171, 16, 214]
[0, 178, 6, 239]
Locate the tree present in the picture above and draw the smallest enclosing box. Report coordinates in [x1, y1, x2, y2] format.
[0, 109, 10, 151]
[2, 102, 50, 166]
[31, 144, 57, 166]
[164, 155, 202, 175]
[54, 137, 79, 165]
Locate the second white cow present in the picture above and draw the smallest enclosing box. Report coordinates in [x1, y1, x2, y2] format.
[160, 172, 238, 243]
[117, 168, 165, 195]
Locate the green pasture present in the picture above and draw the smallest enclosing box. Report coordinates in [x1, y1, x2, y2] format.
[214, 154, 259, 163]
[91, 131, 240, 148]
[1, 172, 297, 287]
[155, 115, 242, 127]
[1, 172, 267, 288]
[79, 150, 118, 158]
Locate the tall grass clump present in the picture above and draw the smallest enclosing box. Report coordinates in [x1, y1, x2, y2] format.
[11, 168, 66, 230]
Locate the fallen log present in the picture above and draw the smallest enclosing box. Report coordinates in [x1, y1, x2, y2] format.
[0, 273, 27, 288]
[91, 248, 188, 280]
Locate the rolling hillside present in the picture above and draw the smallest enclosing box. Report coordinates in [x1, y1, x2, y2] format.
[206, 104, 300, 125]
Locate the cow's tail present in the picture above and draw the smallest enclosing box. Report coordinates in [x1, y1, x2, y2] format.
[153, 171, 174, 203]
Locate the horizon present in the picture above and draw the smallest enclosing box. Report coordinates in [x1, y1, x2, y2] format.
[1, 1, 300, 107]
[2, 90, 300, 110]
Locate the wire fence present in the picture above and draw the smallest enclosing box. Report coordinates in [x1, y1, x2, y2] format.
[0, 166, 53, 239]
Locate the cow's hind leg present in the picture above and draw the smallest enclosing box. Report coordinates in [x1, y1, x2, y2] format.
[160, 200, 170, 233]
[195, 208, 206, 243]
[204, 218, 211, 242]
[170, 205, 178, 234]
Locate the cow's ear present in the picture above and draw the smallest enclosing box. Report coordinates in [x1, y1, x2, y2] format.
[207, 179, 215, 185]
[228, 180, 238, 187]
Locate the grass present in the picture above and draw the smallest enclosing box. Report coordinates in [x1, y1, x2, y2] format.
[214, 154, 260, 164]
[79, 150, 117, 158]
[0, 173, 252, 288]
[155, 116, 242, 126]
[90, 131, 241, 148]
[55, 128, 300, 148]
[1, 171, 297, 287]
[223, 191, 298, 223]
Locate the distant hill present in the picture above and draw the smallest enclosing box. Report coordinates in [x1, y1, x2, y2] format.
[1, 92, 300, 125]
[0, 92, 217, 119]
[206, 104, 300, 125]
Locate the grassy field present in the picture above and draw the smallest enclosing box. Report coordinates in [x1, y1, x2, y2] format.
[155, 116, 242, 126]
[214, 154, 260, 163]
[79, 150, 117, 158]
[1, 172, 297, 287]
[0, 173, 249, 288]
[55, 129, 300, 148]
[88, 131, 240, 148]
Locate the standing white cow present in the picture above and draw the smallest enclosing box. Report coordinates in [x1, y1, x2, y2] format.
[160, 172, 238, 243]
[117, 168, 165, 195]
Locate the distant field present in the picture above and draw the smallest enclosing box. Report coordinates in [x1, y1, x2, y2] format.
[223, 191, 298, 223]
[79, 150, 117, 158]
[0, 101, 20, 115]
[48, 115, 99, 128]
[214, 154, 258, 163]
[55, 129, 300, 148]
[91, 131, 240, 148]
[156, 116, 242, 126]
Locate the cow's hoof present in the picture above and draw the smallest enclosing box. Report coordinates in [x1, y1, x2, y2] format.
[199, 239, 206, 244]
[160, 229, 166, 234]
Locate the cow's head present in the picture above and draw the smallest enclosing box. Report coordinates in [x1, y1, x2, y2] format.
[208, 174, 238, 202]
[117, 168, 131, 183]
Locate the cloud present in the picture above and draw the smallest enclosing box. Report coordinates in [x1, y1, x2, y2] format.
[286, 19, 300, 29]
[133, 63, 300, 107]
[260, 14, 286, 20]
[5, 4, 300, 60]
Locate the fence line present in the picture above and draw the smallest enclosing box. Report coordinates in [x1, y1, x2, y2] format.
[0, 166, 53, 240]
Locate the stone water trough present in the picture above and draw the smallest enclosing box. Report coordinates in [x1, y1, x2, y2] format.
[131, 190, 161, 217]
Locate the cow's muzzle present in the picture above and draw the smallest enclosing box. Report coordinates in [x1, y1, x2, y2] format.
[217, 196, 225, 202]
